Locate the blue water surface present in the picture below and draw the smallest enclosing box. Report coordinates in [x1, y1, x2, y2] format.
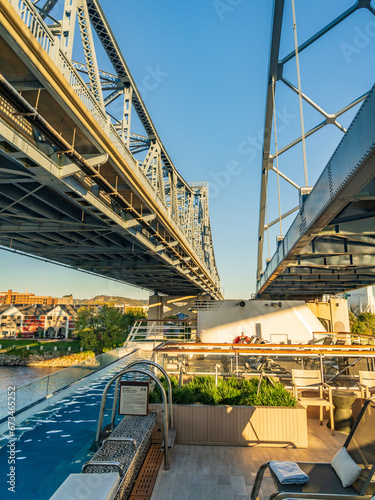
[0, 354, 143, 499]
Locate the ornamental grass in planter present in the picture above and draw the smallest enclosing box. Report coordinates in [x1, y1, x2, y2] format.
[149, 375, 296, 407]
[149, 376, 307, 447]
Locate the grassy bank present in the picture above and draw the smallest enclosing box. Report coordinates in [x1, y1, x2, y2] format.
[0, 339, 83, 354]
[0, 339, 96, 366]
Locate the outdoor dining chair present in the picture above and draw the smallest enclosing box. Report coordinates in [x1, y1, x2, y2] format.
[358, 371, 375, 399]
[250, 399, 375, 500]
[335, 339, 346, 345]
[291, 369, 334, 433]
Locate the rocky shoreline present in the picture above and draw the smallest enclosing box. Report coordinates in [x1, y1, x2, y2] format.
[0, 351, 94, 367]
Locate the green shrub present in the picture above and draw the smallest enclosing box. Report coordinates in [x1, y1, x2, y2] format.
[149, 375, 296, 407]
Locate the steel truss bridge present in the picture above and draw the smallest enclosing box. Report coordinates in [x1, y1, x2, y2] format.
[256, 0, 375, 300]
[0, 0, 222, 299]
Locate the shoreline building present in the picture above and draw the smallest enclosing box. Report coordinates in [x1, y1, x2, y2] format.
[0, 304, 77, 338]
[0, 290, 74, 306]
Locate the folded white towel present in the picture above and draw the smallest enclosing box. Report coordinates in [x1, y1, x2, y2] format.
[269, 461, 309, 484]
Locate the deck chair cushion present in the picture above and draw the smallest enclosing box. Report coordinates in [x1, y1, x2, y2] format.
[331, 447, 361, 487]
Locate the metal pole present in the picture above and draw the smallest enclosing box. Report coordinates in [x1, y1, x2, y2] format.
[319, 353, 324, 383]
[271, 76, 283, 236]
[110, 377, 121, 427]
[45, 375, 50, 397]
[236, 352, 239, 377]
[291, 0, 308, 186]
[94, 349, 138, 443]
[327, 357, 364, 383]
[179, 363, 184, 388]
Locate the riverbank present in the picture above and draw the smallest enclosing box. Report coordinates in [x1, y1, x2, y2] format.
[0, 351, 94, 367]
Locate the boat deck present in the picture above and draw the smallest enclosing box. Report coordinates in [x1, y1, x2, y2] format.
[151, 419, 346, 500]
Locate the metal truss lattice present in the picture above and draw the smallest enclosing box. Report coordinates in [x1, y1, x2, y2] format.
[257, 0, 375, 299]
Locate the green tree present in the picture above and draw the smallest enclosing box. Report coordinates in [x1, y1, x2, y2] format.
[349, 311, 358, 332]
[351, 312, 375, 335]
[122, 307, 147, 335]
[74, 305, 128, 355]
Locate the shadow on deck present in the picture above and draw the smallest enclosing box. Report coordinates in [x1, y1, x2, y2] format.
[150, 419, 346, 500]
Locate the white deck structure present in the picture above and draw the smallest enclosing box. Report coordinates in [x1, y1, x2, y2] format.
[197, 300, 324, 344]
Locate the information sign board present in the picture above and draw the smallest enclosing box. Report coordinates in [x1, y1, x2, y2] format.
[118, 381, 149, 416]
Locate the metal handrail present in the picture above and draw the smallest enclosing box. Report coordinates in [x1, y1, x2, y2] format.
[110, 359, 173, 429]
[102, 437, 137, 452]
[96, 367, 170, 470]
[127, 320, 196, 343]
[81, 460, 124, 476]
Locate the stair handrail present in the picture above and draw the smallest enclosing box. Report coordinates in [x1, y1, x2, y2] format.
[96, 367, 170, 470]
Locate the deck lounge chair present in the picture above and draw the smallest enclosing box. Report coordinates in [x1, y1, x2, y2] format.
[250, 400, 375, 500]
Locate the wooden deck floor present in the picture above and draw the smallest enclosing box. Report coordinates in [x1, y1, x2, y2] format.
[150, 419, 346, 500]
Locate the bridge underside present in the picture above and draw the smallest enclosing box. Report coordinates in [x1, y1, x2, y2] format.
[258, 179, 375, 299]
[0, 2, 222, 299]
[257, 85, 375, 300]
[0, 150, 205, 295]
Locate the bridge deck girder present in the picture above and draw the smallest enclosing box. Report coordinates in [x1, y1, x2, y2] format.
[257, 82, 375, 299]
[0, 0, 222, 298]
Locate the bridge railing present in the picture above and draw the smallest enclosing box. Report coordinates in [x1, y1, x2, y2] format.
[127, 319, 197, 344]
[10, 0, 54, 53]
[59, 53, 109, 131]
[8, 0, 109, 132]
[8, 0, 164, 213]
[8, 0, 181, 204]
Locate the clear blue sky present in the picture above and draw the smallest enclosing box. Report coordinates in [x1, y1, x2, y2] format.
[1, 1, 374, 300]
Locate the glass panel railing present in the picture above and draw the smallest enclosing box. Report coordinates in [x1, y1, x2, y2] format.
[153, 347, 375, 390]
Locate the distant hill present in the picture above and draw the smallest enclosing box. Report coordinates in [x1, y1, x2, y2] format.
[74, 295, 148, 307]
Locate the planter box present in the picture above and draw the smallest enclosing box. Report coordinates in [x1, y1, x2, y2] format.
[149, 403, 308, 448]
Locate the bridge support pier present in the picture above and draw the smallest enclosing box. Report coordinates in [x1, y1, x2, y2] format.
[148, 294, 163, 321]
[147, 294, 212, 320]
[306, 298, 350, 332]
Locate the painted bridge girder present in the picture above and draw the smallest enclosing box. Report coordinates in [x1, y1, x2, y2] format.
[256, 0, 375, 300]
[0, 0, 222, 298]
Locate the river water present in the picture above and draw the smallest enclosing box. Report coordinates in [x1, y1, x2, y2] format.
[0, 366, 62, 392]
